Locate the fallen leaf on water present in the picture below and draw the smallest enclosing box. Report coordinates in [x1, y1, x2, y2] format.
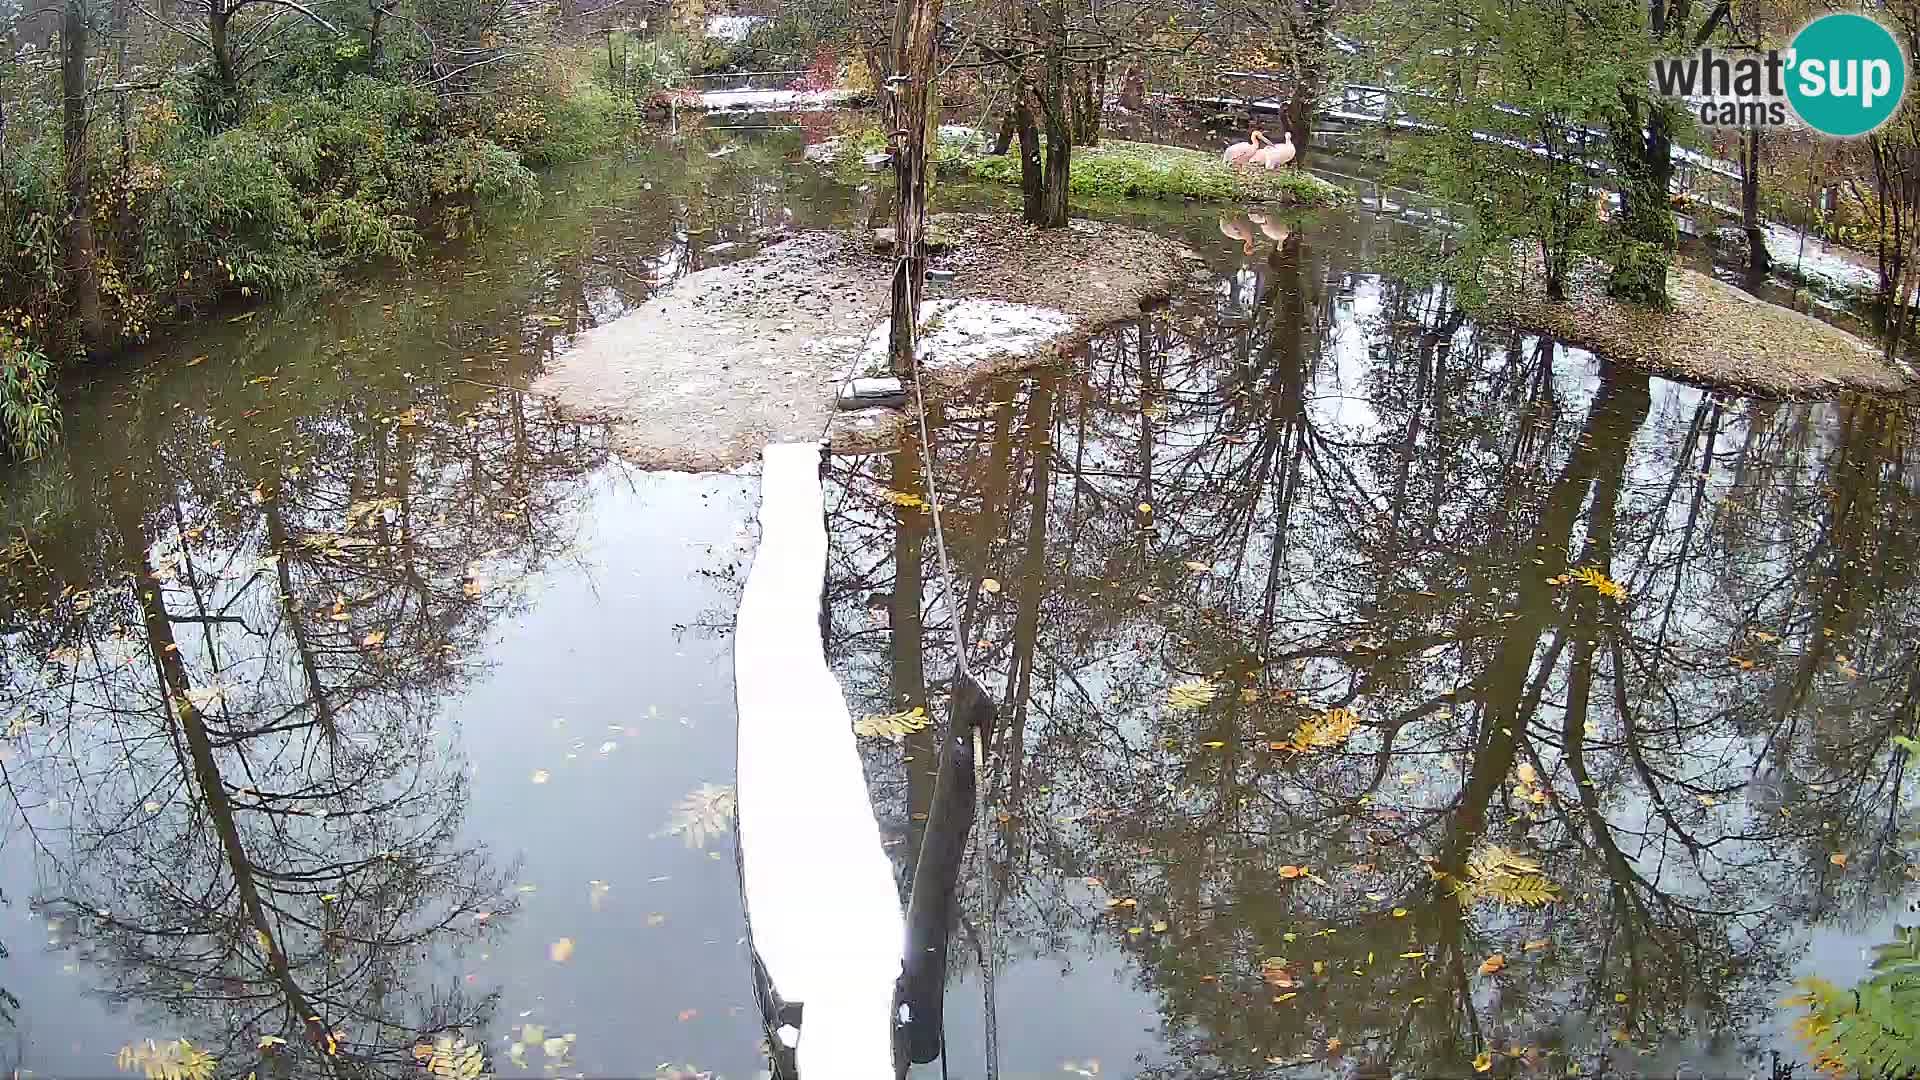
[1326, 1038, 1343, 1055]
[185, 355, 207, 366]
[1167, 679, 1217, 712]
[1392, 907, 1409, 917]
[362, 630, 385, 647]
[1137, 502, 1152, 514]
[1523, 939, 1550, 952]
[1126, 926, 1144, 935]
[1279, 865, 1305, 878]
[1831, 852, 1848, 867]
[1184, 561, 1210, 572]
[1272, 992, 1297, 1003]
[1202, 740, 1226, 748]
[1399, 951, 1426, 959]
[530, 770, 550, 784]
[854, 706, 929, 739]
[1473, 1050, 1494, 1072]
[549, 937, 574, 964]
[1614, 993, 1628, 1003]
[646, 912, 666, 927]
[982, 578, 1001, 593]
[1151, 920, 1168, 933]
[677, 1009, 698, 1022]
[1478, 953, 1506, 976]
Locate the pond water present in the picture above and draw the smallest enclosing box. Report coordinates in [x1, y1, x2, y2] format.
[1, 118, 1916, 1080]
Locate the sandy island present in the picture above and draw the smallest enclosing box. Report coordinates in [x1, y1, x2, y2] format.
[535, 213, 1201, 471]
[1491, 258, 1916, 398]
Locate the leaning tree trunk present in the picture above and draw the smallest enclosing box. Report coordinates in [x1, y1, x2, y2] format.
[885, 0, 942, 374]
[62, 0, 102, 352]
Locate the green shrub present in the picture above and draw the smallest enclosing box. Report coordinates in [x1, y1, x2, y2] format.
[0, 328, 60, 461]
[140, 126, 323, 300]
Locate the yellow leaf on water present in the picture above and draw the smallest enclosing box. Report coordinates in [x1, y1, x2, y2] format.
[1202, 740, 1226, 748]
[1167, 679, 1218, 712]
[1184, 561, 1210, 572]
[1281, 707, 1360, 753]
[362, 630, 385, 647]
[1523, 939, 1550, 951]
[1830, 851, 1847, 867]
[548, 937, 574, 963]
[1126, 926, 1144, 935]
[1478, 953, 1507, 976]
[1272, 992, 1297, 1003]
[1392, 907, 1409, 917]
[1473, 1051, 1494, 1072]
[1279, 865, 1304, 878]
[881, 489, 927, 509]
[530, 770, 550, 784]
[854, 706, 929, 739]
[1400, 951, 1426, 958]
[1151, 920, 1169, 933]
[1614, 993, 1629, 1003]
[982, 578, 1001, 593]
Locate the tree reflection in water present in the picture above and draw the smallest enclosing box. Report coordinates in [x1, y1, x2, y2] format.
[0, 370, 609, 1076]
[826, 222, 1920, 1075]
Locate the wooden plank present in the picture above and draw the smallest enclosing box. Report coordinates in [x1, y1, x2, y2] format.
[734, 442, 903, 1078]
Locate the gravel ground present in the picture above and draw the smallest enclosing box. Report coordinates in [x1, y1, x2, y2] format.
[533, 214, 1201, 471]
[1489, 259, 1917, 397]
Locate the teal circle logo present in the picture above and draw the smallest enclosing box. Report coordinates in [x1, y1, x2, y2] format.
[1786, 13, 1907, 137]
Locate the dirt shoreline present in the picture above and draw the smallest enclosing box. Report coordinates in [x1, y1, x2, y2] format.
[1489, 259, 1917, 398]
[534, 213, 1201, 471]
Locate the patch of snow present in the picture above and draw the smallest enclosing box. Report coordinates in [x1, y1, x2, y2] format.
[735, 442, 903, 1079]
[699, 87, 856, 112]
[704, 15, 764, 42]
[859, 299, 1076, 373]
[1760, 224, 1881, 296]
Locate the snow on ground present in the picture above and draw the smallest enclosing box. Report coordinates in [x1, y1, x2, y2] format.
[1760, 224, 1882, 296]
[699, 88, 856, 112]
[859, 299, 1076, 373]
[704, 15, 765, 42]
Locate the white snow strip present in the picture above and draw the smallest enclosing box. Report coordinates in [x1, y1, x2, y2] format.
[698, 87, 856, 112]
[1759, 224, 1882, 296]
[860, 299, 1077, 372]
[704, 14, 764, 42]
[735, 442, 902, 1079]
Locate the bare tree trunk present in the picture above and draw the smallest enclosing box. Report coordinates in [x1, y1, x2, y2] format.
[61, 0, 102, 352]
[885, 0, 943, 374]
[1014, 80, 1042, 222]
[1741, 125, 1769, 287]
[1036, 50, 1070, 228]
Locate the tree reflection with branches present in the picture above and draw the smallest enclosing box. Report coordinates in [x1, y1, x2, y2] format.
[825, 219, 1920, 1075]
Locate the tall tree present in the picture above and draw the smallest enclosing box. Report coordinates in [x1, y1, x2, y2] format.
[61, 0, 102, 350]
[886, 0, 943, 371]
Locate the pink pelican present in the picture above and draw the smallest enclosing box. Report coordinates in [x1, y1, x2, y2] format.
[1223, 129, 1268, 168]
[1254, 130, 1296, 169]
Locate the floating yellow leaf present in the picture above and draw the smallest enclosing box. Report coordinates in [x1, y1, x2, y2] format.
[1572, 565, 1627, 602]
[1167, 679, 1218, 712]
[1399, 950, 1426, 958]
[1279, 707, 1359, 753]
[1202, 740, 1226, 748]
[362, 630, 385, 648]
[1829, 851, 1847, 867]
[1126, 926, 1144, 935]
[1478, 953, 1506, 976]
[1523, 939, 1550, 951]
[1272, 992, 1297, 1003]
[530, 769, 550, 784]
[1473, 1050, 1494, 1072]
[549, 937, 575, 963]
[881, 489, 927, 509]
[116, 1040, 217, 1080]
[1614, 992, 1628, 1003]
[854, 706, 929, 739]
[1279, 865, 1305, 878]
[1326, 1037, 1343, 1054]
[1184, 561, 1210, 572]
[1392, 907, 1409, 917]
[655, 782, 736, 849]
[982, 578, 1002, 593]
[1151, 920, 1169, 933]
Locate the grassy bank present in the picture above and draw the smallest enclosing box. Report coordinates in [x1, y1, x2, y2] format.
[823, 126, 1345, 207]
[0, 29, 702, 459]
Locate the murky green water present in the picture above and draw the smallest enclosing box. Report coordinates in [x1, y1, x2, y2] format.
[1, 119, 1915, 1080]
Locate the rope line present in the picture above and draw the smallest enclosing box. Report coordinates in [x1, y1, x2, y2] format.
[890, 231, 998, 1079]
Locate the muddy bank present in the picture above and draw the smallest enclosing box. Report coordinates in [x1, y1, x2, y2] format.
[534, 213, 1200, 470]
[1490, 260, 1916, 397]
